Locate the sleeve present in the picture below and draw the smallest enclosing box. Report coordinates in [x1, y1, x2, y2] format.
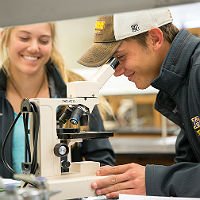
[72, 105, 116, 166]
[146, 162, 200, 197]
[0, 96, 14, 178]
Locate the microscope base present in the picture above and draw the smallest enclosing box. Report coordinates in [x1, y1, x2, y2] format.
[46, 161, 103, 200]
[48, 175, 103, 200]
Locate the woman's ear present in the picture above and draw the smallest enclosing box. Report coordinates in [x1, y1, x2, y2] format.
[148, 28, 164, 50]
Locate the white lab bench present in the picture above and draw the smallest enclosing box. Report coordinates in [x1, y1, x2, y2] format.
[110, 135, 176, 154]
[108, 127, 177, 165]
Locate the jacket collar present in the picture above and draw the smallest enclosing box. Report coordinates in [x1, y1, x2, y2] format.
[151, 29, 200, 96]
[0, 68, 7, 91]
[46, 62, 67, 97]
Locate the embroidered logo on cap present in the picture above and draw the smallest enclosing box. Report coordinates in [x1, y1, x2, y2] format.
[95, 20, 105, 33]
[191, 116, 200, 136]
[131, 24, 140, 32]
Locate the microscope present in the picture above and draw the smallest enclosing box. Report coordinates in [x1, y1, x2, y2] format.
[17, 57, 119, 199]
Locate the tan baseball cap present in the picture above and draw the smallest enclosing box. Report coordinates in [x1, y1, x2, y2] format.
[78, 7, 173, 67]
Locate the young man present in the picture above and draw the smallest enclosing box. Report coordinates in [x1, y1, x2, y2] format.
[78, 7, 200, 198]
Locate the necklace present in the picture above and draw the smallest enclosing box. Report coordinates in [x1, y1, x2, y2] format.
[9, 75, 46, 100]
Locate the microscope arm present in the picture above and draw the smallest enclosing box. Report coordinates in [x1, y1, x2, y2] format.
[67, 57, 119, 101]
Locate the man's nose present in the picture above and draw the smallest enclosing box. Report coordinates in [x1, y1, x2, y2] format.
[114, 64, 125, 77]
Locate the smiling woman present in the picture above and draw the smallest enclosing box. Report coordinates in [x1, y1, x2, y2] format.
[1, 24, 52, 110]
[0, 22, 115, 178]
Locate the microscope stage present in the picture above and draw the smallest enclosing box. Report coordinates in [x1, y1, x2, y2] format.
[57, 130, 113, 140]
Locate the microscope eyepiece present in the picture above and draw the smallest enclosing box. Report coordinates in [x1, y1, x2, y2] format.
[107, 57, 119, 69]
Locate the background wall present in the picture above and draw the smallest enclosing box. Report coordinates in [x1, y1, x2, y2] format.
[56, 16, 96, 69]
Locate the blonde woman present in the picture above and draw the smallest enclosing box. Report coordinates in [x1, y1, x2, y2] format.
[0, 22, 115, 178]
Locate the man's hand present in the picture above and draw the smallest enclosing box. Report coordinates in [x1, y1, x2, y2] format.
[91, 163, 146, 199]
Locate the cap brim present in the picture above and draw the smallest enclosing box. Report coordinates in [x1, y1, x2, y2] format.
[78, 41, 121, 67]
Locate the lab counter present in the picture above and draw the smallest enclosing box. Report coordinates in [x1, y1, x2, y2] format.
[110, 135, 176, 154]
[110, 126, 178, 136]
[108, 127, 177, 165]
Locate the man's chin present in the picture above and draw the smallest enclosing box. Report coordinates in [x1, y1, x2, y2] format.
[134, 83, 150, 90]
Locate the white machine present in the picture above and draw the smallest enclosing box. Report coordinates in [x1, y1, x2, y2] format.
[18, 57, 119, 199]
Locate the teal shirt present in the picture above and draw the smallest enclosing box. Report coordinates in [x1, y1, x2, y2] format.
[12, 113, 25, 174]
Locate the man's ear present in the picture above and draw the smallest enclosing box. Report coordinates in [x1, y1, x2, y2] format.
[148, 28, 164, 50]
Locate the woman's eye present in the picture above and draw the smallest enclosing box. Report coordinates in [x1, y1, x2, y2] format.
[19, 37, 29, 42]
[39, 36, 51, 45]
[39, 39, 50, 45]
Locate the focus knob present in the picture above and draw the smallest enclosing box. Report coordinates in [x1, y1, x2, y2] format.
[54, 143, 69, 157]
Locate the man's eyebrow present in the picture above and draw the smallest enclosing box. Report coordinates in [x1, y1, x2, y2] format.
[114, 49, 121, 55]
[114, 50, 123, 57]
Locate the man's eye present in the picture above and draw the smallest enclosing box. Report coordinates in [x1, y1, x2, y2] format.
[117, 55, 124, 61]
